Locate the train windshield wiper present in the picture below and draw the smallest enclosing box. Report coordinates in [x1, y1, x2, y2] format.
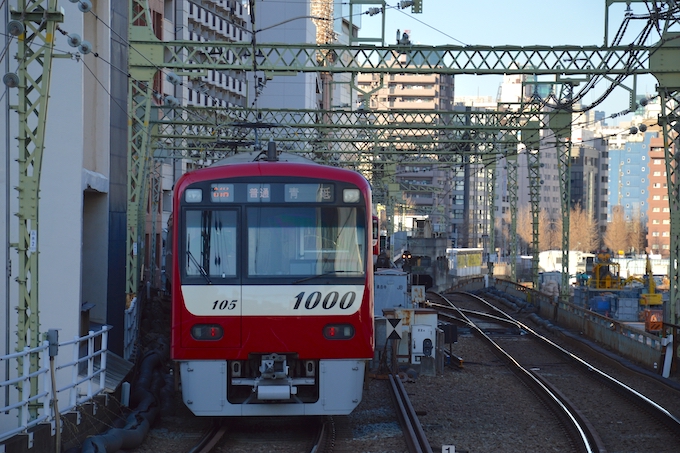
[188, 250, 212, 284]
[293, 270, 348, 284]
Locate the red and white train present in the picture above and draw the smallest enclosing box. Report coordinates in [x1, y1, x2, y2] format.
[170, 146, 374, 416]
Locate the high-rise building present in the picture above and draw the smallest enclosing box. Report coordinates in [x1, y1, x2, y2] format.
[606, 131, 651, 222]
[571, 121, 609, 237]
[356, 60, 456, 240]
[647, 136, 672, 257]
[181, 1, 250, 108]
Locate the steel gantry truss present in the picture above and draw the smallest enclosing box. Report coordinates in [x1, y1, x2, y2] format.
[123, 0, 680, 327]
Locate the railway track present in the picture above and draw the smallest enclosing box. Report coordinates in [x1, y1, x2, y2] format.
[432, 290, 680, 453]
[175, 379, 427, 453]
[127, 375, 421, 452]
[184, 416, 328, 452]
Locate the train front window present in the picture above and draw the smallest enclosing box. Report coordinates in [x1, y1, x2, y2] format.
[185, 210, 237, 278]
[247, 206, 366, 277]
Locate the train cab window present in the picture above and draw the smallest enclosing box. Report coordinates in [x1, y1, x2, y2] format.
[247, 206, 365, 277]
[185, 210, 237, 278]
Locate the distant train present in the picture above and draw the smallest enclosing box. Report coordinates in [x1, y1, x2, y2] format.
[170, 145, 374, 416]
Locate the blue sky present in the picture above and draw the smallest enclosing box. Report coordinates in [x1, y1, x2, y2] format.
[355, 0, 662, 124]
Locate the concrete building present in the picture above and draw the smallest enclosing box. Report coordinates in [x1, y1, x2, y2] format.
[647, 135, 672, 257]
[571, 125, 609, 237]
[472, 74, 561, 256]
[183, 0, 250, 108]
[356, 59, 456, 241]
[606, 131, 652, 222]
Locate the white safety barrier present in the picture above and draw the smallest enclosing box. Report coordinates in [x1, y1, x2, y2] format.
[0, 327, 110, 443]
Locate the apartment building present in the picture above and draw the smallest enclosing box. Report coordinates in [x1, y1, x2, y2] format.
[606, 130, 651, 222]
[647, 136, 672, 257]
[356, 63, 456, 240]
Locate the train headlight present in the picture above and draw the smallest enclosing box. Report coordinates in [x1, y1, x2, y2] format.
[185, 189, 203, 203]
[191, 324, 223, 340]
[323, 324, 354, 340]
[342, 188, 360, 203]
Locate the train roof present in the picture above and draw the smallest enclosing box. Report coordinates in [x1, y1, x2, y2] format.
[212, 151, 317, 166]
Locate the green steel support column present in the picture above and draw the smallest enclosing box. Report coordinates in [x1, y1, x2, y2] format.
[649, 31, 680, 354]
[550, 111, 573, 302]
[11, 1, 63, 411]
[126, 79, 154, 300]
[485, 158, 496, 275]
[658, 90, 679, 328]
[148, 159, 162, 288]
[127, 0, 162, 300]
[507, 156, 518, 281]
[524, 122, 541, 289]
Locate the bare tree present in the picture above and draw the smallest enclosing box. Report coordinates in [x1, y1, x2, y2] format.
[569, 203, 598, 252]
[627, 207, 647, 255]
[517, 205, 533, 253]
[604, 205, 629, 255]
[540, 209, 562, 251]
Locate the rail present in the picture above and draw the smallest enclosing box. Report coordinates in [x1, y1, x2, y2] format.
[388, 374, 432, 453]
[0, 326, 111, 443]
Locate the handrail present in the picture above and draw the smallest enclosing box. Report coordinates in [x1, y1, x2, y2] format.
[0, 326, 111, 443]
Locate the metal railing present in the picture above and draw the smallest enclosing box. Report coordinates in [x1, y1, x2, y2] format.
[0, 326, 110, 443]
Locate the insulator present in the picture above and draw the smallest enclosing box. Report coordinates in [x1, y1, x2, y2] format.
[78, 0, 92, 13]
[67, 33, 82, 47]
[78, 40, 92, 54]
[8, 20, 25, 36]
[3, 73, 19, 88]
[164, 96, 180, 107]
[166, 72, 181, 85]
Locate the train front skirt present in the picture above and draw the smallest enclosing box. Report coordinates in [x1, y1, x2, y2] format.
[179, 358, 366, 416]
